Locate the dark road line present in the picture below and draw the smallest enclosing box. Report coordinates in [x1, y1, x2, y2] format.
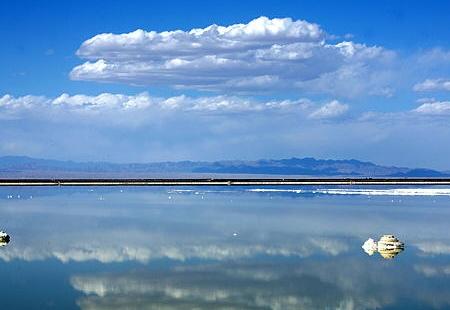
[1, 178, 450, 186]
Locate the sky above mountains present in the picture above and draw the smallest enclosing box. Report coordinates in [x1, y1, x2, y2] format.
[1, 1, 450, 168]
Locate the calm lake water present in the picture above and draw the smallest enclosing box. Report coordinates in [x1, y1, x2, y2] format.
[1, 186, 450, 309]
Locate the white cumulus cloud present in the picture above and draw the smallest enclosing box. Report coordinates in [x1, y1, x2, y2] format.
[309, 100, 348, 119]
[70, 16, 395, 97]
[413, 78, 450, 92]
[0, 92, 344, 118]
[414, 100, 450, 115]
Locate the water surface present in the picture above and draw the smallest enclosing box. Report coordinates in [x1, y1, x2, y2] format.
[0, 187, 450, 309]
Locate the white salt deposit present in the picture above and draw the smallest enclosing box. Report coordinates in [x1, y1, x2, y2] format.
[248, 188, 450, 196]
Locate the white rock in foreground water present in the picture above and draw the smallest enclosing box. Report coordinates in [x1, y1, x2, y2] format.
[362, 238, 378, 256]
[362, 234, 404, 259]
[0, 231, 10, 246]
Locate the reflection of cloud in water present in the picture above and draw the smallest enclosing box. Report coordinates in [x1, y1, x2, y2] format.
[71, 264, 344, 309]
[0, 191, 361, 263]
[309, 237, 349, 256]
[1, 189, 450, 264]
[294, 258, 450, 309]
[0, 238, 349, 264]
[414, 264, 450, 277]
[1, 190, 450, 308]
[71, 257, 450, 309]
[414, 241, 450, 256]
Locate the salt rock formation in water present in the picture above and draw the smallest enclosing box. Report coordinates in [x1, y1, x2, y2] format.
[362, 234, 404, 259]
[0, 231, 10, 247]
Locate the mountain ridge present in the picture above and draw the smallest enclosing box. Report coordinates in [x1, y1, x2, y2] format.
[0, 155, 448, 178]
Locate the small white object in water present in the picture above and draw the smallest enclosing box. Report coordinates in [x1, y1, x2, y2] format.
[232, 232, 238, 237]
[362, 238, 377, 256]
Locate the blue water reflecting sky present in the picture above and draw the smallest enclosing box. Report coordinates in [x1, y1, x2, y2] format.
[1, 187, 450, 309]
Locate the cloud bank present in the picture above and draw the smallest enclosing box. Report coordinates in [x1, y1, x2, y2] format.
[0, 92, 344, 117]
[70, 16, 395, 97]
[2, 92, 450, 167]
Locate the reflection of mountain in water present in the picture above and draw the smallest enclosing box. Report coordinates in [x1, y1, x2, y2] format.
[362, 235, 404, 260]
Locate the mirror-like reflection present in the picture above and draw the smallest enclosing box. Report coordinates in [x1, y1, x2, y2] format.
[362, 235, 405, 259]
[70, 256, 450, 310]
[0, 187, 450, 309]
[378, 247, 404, 260]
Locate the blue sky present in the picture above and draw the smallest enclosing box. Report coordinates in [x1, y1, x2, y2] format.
[1, 1, 450, 168]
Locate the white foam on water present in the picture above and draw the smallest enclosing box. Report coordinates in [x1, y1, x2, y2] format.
[247, 188, 303, 194]
[314, 188, 450, 196]
[247, 188, 450, 196]
[168, 189, 235, 194]
[168, 188, 450, 196]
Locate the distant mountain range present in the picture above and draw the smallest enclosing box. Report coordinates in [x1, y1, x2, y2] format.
[0, 156, 448, 178]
